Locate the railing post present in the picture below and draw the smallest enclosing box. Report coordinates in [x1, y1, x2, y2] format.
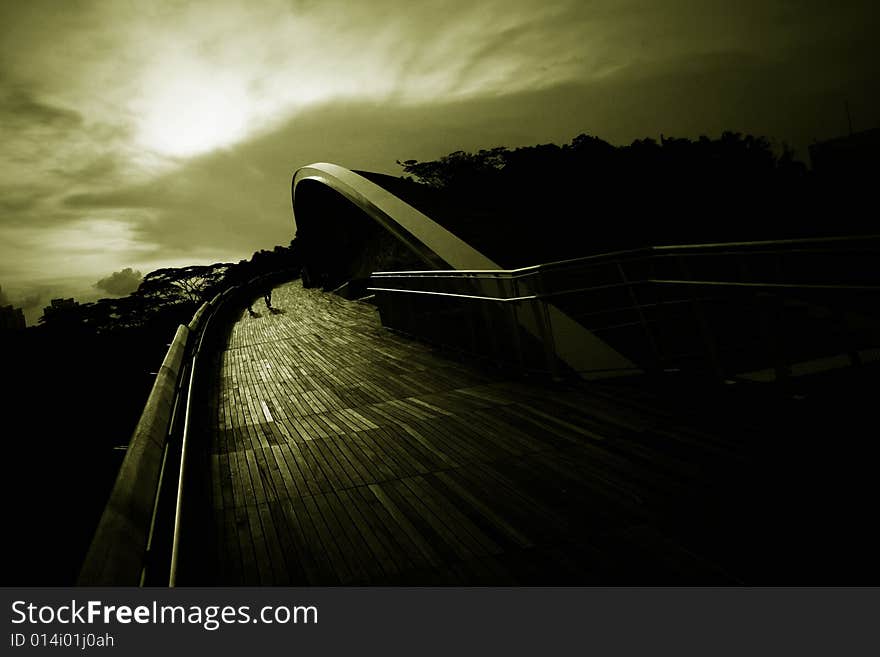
[677, 256, 724, 379]
[509, 301, 526, 375]
[528, 298, 559, 379]
[618, 261, 661, 371]
[468, 301, 479, 354]
[835, 307, 863, 368]
[482, 275, 500, 364]
[760, 293, 792, 385]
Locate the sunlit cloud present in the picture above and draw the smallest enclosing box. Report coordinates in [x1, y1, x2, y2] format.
[94, 267, 143, 296]
[42, 217, 158, 256]
[49, 0, 620, 159]
[0, 216, 157, 288]
[132, 62, 254, 157]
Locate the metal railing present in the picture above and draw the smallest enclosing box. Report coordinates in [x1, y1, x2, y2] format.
[368, 235, 880, 381]
[79, 270, 297, 586]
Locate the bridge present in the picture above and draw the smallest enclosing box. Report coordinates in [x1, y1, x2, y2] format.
[79, 164, 880, 585]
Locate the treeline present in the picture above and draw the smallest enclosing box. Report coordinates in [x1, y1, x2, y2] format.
[38, 241, 301, 335]
[391, 132, 872, 266]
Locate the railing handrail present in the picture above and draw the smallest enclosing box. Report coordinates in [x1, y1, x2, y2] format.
[368, 235, 880, 382]
[368, 279, 880, 306]
[371, 233, 880, 279]
[79, 269, 298, 586]
[78, 323, 191, 586]
[167, 293, 223, 586]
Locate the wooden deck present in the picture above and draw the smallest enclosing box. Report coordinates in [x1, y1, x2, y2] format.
[188, 280, 749, 584]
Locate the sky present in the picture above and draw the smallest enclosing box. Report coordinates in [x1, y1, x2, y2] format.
[1, 0, 877, 324]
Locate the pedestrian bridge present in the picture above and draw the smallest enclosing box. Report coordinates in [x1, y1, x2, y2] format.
[78, 164, 880, 586]
[89, 279, 748, 585]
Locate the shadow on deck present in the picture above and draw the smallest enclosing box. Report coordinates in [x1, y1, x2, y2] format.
[179, 280, 765, 584]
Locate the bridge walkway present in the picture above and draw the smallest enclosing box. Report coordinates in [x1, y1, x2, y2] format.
[188, 280, 748, 584]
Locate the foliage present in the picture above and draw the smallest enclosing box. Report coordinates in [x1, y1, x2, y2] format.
[138, 264, 231, 305]
[392, 131, 838, 267]
[398, 132, 804, 189]
[37, 241, 301, 334]
[397, 146, 508, 189]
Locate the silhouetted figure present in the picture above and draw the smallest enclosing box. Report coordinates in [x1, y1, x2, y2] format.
[248, 283, 274, 316]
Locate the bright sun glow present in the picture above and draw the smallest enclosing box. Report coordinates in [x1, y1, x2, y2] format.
[135, 73, 253, 157]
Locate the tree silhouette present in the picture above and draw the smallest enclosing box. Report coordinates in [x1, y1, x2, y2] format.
[138, 264, 230, 306]
[393, 131, 831, 266]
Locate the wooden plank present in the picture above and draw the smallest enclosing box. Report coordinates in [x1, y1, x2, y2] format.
[219, 509, 243, 585]
[347, 431, 399, 481]
[256, 501, 290, 584]
[330, 435, 375, 485]
[348, 485, 423, 574]
[283, 497, 339, 585]
[431, 470, 534, 549]
[366, 484, 443, 569]
[300, 494, 355, 584]
[320, 491, 384, 583]
[244, 502, 274, 585]
[335, 489, 401, 579]
[381, 479, 472, 562]
[321, 436, 366, 487]
[290, 440, 332, 495]
[400, 475, 503, 557]
[195, 279, 747, 585]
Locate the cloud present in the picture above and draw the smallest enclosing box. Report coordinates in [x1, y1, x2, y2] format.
[94, 267, 143, 296]
[0, 283, 57, 326]
[57, 41, 878, 263]
[0, 186, 45, 214]
[0, 87, 83, 129]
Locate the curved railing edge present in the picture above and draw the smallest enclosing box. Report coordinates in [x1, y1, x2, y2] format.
[167, 289, 226, 586]
[367, 234, 880, 380]
[78, 271, 297, 586]
[370, 234, 880, 278]
[78, 323, 190, 585]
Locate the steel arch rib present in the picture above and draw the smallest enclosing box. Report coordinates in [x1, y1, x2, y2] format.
[292, 162, 499, 270]
[291, 162, 637, 378]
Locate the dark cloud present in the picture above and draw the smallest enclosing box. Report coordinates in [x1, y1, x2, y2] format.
[0, 187, 44, 214]
[63, 189, 152, 209]
[52, 152, 127, 185]
[94, 267, 143, 296]
[0, 88, 83, 129]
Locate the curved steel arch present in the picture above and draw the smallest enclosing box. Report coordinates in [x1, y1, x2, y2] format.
[292, 162, 499, 271]
[291, 162, 637, 377]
